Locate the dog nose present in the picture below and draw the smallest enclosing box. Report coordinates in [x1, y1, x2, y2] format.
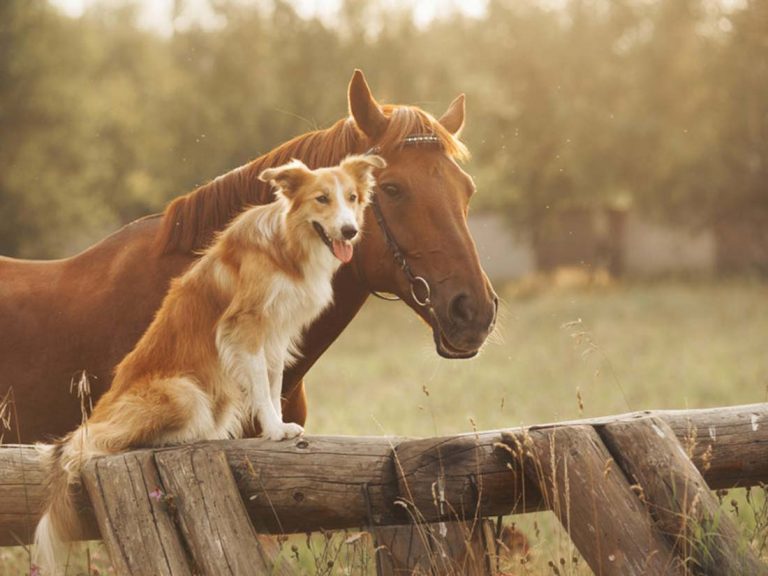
[341, 225, 358, 240]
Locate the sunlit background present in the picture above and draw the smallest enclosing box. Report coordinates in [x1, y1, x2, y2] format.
[2, 0, 767, 440]
[4, 0, 766, 267]
[2, 1, 768, 573]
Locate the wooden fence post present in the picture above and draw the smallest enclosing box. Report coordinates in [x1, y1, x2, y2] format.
[519, 425, 682, 576]
[153, 445, 287, 576]
[83, 446, 293, 576]
[385, 432, 530, 575]
[5, 404, 767, 547]
[81, 451, 192, 576]
[3, 404, 767, 575]
[601, 416, 768, 575]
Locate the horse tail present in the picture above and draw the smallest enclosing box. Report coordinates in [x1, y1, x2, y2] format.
[34, 428, 94, 574]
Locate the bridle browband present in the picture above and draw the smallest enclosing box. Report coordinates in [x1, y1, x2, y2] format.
[358, 133, 444, 308]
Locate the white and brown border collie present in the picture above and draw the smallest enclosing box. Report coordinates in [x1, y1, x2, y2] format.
[34, 153, 385, 574]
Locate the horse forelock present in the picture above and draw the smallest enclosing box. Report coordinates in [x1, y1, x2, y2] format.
[377, 105, 469, 162]
[157, 104, 468, 254]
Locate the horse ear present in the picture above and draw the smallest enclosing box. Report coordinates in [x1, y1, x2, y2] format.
[258, 159, 312, 198]
[348, 69, 388, 140]
[438, 94, 466, 136]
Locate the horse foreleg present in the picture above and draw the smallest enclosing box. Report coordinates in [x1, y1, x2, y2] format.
[281, 379, 308, 427]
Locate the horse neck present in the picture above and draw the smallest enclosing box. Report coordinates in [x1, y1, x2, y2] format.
[158, 118, 366, 255]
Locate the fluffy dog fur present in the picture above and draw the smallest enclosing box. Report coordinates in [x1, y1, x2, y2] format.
[34, 153, 385, 574]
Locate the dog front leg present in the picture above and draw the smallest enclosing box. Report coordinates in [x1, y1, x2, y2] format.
[218, 339, 301, 442]
[241, 349, 302, 441]
[267, 346, 287, 420]
[266, 348, 304, 438]
[246, 349, 303, 440]
[218, 303, 302, 441]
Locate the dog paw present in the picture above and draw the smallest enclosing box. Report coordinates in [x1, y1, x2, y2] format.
[281, 422, 304, 439]
[263, 422, 304, 441]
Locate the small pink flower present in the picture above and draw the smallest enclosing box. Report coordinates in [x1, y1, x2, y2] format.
[149, 488, 164, 502]
[30, 565, 41, 576]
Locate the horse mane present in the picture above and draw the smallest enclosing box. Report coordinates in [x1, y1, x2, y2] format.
[157, 105, 469, 254]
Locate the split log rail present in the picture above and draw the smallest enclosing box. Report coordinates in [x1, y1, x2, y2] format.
[1, 403, 767, 575]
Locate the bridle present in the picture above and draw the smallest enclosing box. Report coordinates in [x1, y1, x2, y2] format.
[353, 134, 479, 359]
[356, 133, 443, 309]
[368, 194, 432, 306]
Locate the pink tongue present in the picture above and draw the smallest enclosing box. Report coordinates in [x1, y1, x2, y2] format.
[332, 240, 354, 263]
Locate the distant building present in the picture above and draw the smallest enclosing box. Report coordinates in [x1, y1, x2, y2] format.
[623, 214, 715, 276]
[468, 212, 535, 281]
[466, 209, 743, 281]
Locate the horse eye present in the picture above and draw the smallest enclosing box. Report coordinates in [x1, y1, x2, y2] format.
[380, 183, 401, 198]
[316, 195, 330, 204]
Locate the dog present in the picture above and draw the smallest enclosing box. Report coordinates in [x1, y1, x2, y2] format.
[33, 153, 386, 574]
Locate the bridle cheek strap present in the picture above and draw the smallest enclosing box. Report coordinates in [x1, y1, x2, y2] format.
[356, 134, 443, 308]
[368, 196, 432, 308]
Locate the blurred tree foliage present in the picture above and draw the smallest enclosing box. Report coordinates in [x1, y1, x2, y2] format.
[0, 0, 766, 258]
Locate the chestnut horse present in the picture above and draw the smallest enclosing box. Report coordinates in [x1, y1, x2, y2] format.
[0, 70, 497, 443]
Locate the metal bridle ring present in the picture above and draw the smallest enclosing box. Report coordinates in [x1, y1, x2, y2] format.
[410, 276, 432, 307]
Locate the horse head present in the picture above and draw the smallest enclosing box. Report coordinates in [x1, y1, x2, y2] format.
[348, 71, 498, 359]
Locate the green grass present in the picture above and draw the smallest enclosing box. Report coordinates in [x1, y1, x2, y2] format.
[306, 279, 768, 437]
[3, 279, 768, 575]
[301, 279, 768, 575]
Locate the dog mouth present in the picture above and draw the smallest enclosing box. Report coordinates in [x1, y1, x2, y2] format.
[312, 222, 354, 264]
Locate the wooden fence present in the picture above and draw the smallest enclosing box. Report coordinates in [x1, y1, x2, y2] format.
[1, 403, 767, 575]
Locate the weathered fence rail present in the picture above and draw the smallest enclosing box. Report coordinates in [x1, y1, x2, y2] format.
[1, 403, 767, 575]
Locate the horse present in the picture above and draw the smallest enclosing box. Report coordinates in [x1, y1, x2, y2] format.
[0, 70, 498, 444]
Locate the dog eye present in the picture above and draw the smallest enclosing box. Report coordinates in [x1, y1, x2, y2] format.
[349, 193, 358, 202]
[316, 195, 330, 204]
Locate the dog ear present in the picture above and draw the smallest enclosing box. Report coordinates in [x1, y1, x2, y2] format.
[258, 159, 312, 198]
[341, 154, 386, 201]
[341, 154, 387, 180]
[341, 154, 386, 174]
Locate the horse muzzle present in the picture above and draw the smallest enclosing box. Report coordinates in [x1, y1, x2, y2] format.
[430, 291, 499, 359]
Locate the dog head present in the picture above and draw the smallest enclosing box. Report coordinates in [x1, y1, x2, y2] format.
[258, 154, 386, 263]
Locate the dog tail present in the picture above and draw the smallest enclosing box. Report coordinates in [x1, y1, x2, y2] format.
[34, 428, 94, 574]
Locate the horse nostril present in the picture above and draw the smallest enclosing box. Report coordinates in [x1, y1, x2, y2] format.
[448, 293, 475, 326]
[341, 225, 358, 240]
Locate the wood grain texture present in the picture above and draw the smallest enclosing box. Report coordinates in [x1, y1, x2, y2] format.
[0, 444, 46, 547]
[656, 404, 768, 489]
[522, 425, 682, 576]
[226, 435, 404, 533]
[2, 403, 766, 547]
[81, 450, 192, 576]
[153, 445, 278, 576]
[601, 416, 767, 575]
[394, 433, 543, 523]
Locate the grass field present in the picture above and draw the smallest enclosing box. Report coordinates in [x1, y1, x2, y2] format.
[302, 278, 768, 574]
[3, 279, 767, 575]
[307, 278, 768, 437]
